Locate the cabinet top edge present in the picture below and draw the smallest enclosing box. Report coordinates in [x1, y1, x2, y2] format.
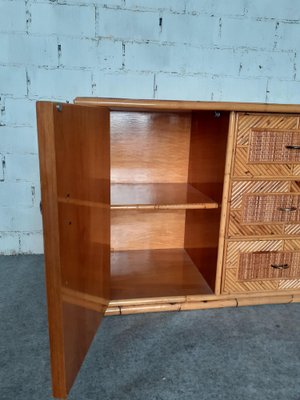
[74, 97, 300, 113]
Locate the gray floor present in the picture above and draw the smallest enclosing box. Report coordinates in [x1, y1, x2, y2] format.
[1, 256, 300, 400]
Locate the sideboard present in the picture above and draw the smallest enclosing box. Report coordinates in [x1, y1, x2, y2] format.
[37, 98, 300, 398]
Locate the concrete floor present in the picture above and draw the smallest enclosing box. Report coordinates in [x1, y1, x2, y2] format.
[1, 255, 300, 400]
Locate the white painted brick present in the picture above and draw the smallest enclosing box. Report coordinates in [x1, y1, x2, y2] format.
[125, 0, 186, 12]
[186, 0, 246, 16]
[68, 0, 122, 4]
[0, 34, 58, 66]
[29, 68, 92, 99]
[125, 42, 180, 72]
[59, 37, 97, 67]
[155, 73, 221, 101]
[97, 8, 160, 41]
[267, 79, 300, 103]
[93, 71, 154, 98]
[125, 43, 240, 76]
[30, 3, 95, 37]
[239, 50, 294, 79]
[0, 182, 33, 207]
[0, 66, 27, 96]
[3, 98, 36, 126]
[0, 207, 42, 231]
[220, 17, 276, 49]
[0, 233, 20, 255]
[161, 14, 219, 46]
[0, 127, 38, 154]
[276, 22, 300, 51]
[0, 1, 26, 33]
[20, 232, 44, 254]
[59, 37, 123, 69]
[218, 77, 268, 102]
[246, 0, 300, 20]
[5, 154, 40, 182]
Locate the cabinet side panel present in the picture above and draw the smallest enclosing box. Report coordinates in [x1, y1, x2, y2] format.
[188, 111, 230, 202]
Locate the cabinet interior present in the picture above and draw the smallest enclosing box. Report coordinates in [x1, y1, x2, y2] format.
[110, 109, 230, 300]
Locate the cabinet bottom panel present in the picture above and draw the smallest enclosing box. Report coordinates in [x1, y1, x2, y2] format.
[110, 248, 214, 300]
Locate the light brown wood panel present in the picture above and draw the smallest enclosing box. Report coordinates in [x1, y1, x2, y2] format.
[62, 303, 102, 390]
[184, 209, 221, 291]
[55, 104, 110, 202]
[111, 249, 213, 300]
[58, 202, 110, 297]
[37, 102, 110, 399]
[111, 183, 218, 210]
[75, 97, 300, 113]
[111, 209, 185, 251]
[111, 111, 191, 183]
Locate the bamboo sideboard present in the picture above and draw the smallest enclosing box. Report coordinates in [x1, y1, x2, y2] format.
[37, 98, 300, 399]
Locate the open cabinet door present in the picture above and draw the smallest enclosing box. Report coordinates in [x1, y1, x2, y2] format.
[37, 102, 110, 399]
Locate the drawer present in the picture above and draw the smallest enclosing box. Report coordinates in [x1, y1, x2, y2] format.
[227, 180, 300, 238]
[222, 239, 300, 294]
[238, 251, 300, 281]
[233, 113, 300, 178]
[248, 129, 300, 163]
[242, 193, 300, 224]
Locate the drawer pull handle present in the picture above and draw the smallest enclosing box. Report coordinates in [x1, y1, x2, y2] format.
[285, 145, 300, 150]
[278, 206, 297, 212]
[271, 263, 289, 270]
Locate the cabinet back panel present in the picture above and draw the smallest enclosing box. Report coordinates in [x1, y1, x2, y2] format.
[111, 210, 185, 251]
[111, 111, 191, 183]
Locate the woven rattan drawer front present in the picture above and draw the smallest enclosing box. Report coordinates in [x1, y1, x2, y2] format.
[222, 239, 300, 293]
[227, 181, 300, 238]
[248, 130, 300, 163]
[233, 113, 300, 178]
[238, 251, 300, 281]
[242, 194, 300, 225]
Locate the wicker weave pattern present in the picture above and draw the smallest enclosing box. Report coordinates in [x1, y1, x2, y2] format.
[222, 239, 300, 293]
[233, 114, 300, 178]
[236, 114, 298, 145]
[223, 269, 278, 293]
[242, 194, 300, 224]
[231, 180, 289, 209]
[228, 210, 284, 237]
[238, 251, 300, 281]
[278, 279, 300, 290]
[225, 240, 283, 269]
[233, 147, 294, 177]
[285, 224, 300, 235]
[248, 130, 300, 163]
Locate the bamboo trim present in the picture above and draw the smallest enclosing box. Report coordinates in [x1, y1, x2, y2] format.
[74, 97, 300, 113]
[108, 289, 300, 308]
[215, 112, 237, 295]
[105, 293, 300, 315]
[111, 203, 219, 210]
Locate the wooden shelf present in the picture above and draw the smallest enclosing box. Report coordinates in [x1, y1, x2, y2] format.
[111, 249, 213, 300]
[111, 183, 218, 210]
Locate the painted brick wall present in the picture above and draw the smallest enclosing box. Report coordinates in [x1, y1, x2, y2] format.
[0, 0, 300, 254]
